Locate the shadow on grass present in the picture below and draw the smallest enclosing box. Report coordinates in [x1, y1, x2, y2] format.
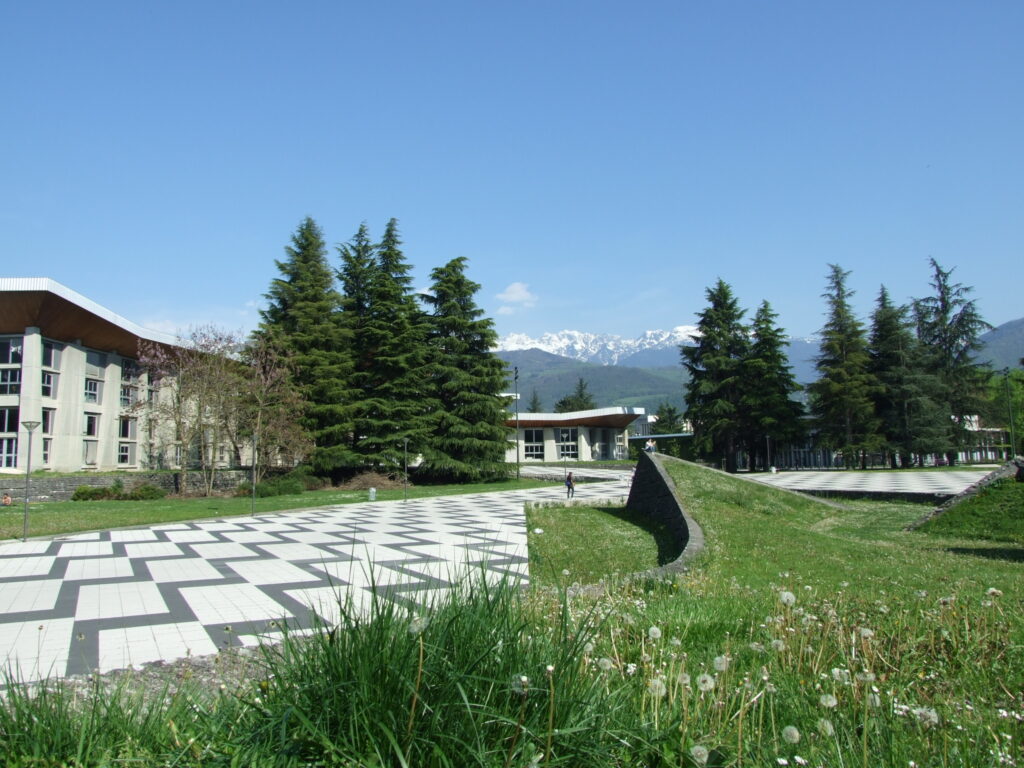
[595, 505, 683, 566]
[946, 546, 1024, 563]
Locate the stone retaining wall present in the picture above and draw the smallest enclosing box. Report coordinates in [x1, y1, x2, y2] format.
[0, 470, 250, 503]
[625, 451, 705, 576]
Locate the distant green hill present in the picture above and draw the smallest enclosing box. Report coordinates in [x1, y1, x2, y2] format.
[497, 349, 686, 413]
[976, 318, 1024, 371]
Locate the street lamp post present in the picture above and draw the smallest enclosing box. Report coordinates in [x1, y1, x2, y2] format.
[21, 420, 40, 542]
[514, 367, 520, 480]
[403, 437, 409, 502]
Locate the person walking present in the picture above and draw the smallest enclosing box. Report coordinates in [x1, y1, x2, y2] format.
[565, 471, 575, 499]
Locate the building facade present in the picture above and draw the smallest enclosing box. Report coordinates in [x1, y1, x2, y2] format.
[504, 407, 645, 463]
[0, 278, 180, 474]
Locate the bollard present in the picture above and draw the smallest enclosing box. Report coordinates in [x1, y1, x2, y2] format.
[368, 487, 376, 501]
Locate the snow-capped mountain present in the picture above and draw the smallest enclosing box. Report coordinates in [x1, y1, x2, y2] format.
[495, 326, 700, 366]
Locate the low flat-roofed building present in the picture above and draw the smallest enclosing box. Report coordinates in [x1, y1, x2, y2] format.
[505, 407, 645, 462]
[0, 278, 179, 473]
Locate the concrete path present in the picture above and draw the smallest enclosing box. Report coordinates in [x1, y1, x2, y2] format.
[748, 468, 991, 496]
[0, 472, 631, 685]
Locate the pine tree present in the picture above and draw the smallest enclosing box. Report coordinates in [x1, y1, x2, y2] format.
[681, 279, 749, 472]
[807, 265, 879, 468]
[337, 220, 431, 473]
[913, 259, 992, 465]
[554, 378, 596, 412]
[258, 217, 354, 475]
[741, 301, 805, 471]
[868, 287, 948, 467]
[419, 256, 511, 482]
[527, 389, 543, 412]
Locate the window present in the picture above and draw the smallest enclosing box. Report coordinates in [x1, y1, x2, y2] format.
[524, 428, 545, 460]
[82, 440, 98, 465]
[0, 407, 19, 433]
[557, 428, 579, 460]
[121, 360, 139, 381]
[0, 369, 20, 395]
[42, 438, 51, 465]
[85, 351, 106, 378]
[41, 409, 55, 435]
[84, 413, 100, 437]
[119, 417, 136, 439]
[120, 385, 137, 408]
[118, 442, 136, 465]
[1, 437, 16, 468]
[84, 379, 103, 404]
[42, 341, 62, 369]
[0, 338, 22, 365]
[41, 371, 58, 398]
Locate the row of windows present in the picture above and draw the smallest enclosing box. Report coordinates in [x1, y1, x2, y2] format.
[1, 338, 66, 369]
[521, 428, 580, 460]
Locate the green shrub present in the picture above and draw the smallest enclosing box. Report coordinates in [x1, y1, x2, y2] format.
[71, 485, 113, 501]
[236, 474, 306, 498]
[127, 484, 166, 501]
[71, 481, 165, 501]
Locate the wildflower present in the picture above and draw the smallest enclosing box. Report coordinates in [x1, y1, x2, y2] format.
[765, 682, 777, 693]
[771, 639, 786, 652]
[794, 757, 808, 766]
[779, 590, 797, 607]
[677, 672, 691, 687]
[915, 590, 928, 599]
[820, 693, 838, 709]
[938, 595, 956, 607]
[856, 671, 876, 683]
[561, 569, 570, 576]
[817, 718, 835, 737]
[750, 642, 765, 653]
[782, 725, 801, 744]
[690, 745, 710, 766]
[697, 673, 715, 692]
[713, 655, 730, 672]
[858, 627, 874, 640]
[670, 637, 682, 647]
[986, 587, 1003, 597]
[913, 707, 939, 728]
[583, 641, 594, 655]
[831, 668, 851, 684]
[408, 616, 429, 635]
[647, 677, 667, 698]
[598, 657, 614, 672]
[625, 663, 637, 676]
[546, 664, 554, 675]
[513, 675, 530, 696]
[533, 528, 544, 534]
[648, 626, 662, 641]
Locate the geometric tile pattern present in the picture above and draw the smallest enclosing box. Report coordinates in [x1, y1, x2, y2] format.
[0, 474, 631, 685]
[748, 469, 990, 496]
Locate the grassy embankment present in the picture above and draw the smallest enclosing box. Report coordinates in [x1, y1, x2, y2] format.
[1, 460, 1020, 766]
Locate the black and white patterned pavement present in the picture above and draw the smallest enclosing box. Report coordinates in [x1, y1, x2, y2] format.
[0, 474, 631, 684]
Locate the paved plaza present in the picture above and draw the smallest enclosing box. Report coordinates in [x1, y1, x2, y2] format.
[748, 468, 991, 496]
[0, 473, 630, 685]
[0, 463, 988, 684]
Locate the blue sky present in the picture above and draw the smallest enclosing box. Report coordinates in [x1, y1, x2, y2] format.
[2, 1, 1020, 342]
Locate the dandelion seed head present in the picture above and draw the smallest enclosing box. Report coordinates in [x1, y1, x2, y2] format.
[713, 655, 730, 672]
[913, 707, 939, 728]
[648, 626, 662, 641]
[986, 587, 1003, 597]
[533, 528, 544, 534]
[625, 663, 638, 676]
[583, 642, 594, 655]
[817, 718, 835, 736]
[859, 627, 874, 639]
[690, 745, 709, 766]
[697, 673, 715, 692]
[779, 590, 797, 607]
[677, 672, 691, 687]
[408, 616, 429, 635]
[771, 639, 786, 652]
[647, 677, 667, 698]
[782, 725, 801, 744]
[598, 657, 614, 672]
[820, 693, 838, 708]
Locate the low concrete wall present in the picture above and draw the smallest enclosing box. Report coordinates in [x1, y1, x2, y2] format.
[625, 451, 705, 576]
[0, 470, 250, 503]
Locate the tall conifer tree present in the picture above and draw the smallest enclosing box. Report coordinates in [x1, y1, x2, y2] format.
[807, 265, 879, 468]
[258, 217, 354, 475]
[420, 256, 510, 481]
[869, 287, 948, 467]
[741, 301, 805, 470]
[682, 279, 749, 472]
[913, 259, 991, 464]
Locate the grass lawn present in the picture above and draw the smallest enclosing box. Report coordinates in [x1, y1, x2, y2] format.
[917, 476, 1024, 545]
[2, 459, 1021, 766]
[0, 478, 551, 540]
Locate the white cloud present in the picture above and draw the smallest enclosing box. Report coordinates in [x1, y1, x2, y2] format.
[495, 282, 538, 315]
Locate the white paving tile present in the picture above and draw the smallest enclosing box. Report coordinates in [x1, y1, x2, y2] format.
[97, 621, 219, 672]
[123, 542, 184, 559]
[164, 530, 219, 543]
[187, 543, 260, 560]
[222, 531, 284, 543]
[63, 557, 135, 581]
[0, 556, 55, 579]
[226, 559, 320, 585]
[76, 581, 168, 620]
[0, 541, 52, 556]
[0, 578, 63, 614]
[109, 530, 159, 542]
[256, 543, 340, 562]
[178, 583, 292, 625]
[145, 558, 224, 583]
[0, 617, 76, 681]
[58, 542, 114, 558]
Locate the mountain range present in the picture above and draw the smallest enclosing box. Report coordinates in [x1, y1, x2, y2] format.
[494, 318, 1024, 414]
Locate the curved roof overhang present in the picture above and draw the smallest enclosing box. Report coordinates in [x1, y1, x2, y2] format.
[505, 407, 645, 430]
[0, 278, 180, 358]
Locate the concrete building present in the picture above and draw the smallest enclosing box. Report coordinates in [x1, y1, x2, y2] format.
[0, 278, 179, 474]
[505, 407, 645, 462]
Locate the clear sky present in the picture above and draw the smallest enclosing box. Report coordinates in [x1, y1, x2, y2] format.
[2, 1, 1020, 342]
